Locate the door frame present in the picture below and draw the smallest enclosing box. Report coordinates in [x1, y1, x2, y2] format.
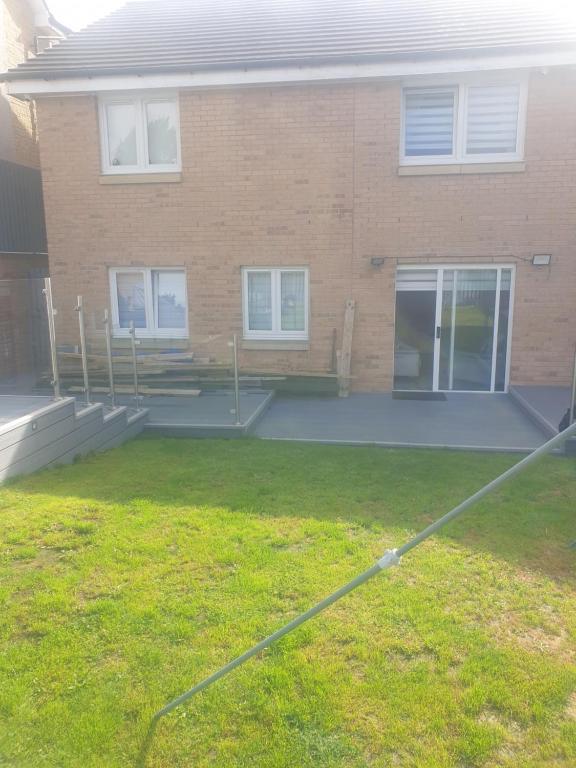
[394, 263, 516, 393]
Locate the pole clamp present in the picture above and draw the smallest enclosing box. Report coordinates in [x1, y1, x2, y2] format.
[377, 549, 401, 570]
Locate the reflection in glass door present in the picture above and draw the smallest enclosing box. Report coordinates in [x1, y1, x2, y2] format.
[439, 269, 497, 391]
[393, 270, 438, 390]
[394, 266, 513, 392]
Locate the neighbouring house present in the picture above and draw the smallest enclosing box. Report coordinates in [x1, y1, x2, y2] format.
[0, 0, 67, 385]
[0, 0, 66, 278]
[1, 0, 576, 394]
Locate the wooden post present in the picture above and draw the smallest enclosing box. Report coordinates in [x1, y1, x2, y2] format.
[338, 299, 355, 397]
[330, 328, 338, 373]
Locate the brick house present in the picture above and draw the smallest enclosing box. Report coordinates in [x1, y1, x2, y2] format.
[0, 0, 66, 278]
[0, 0, 66, 383]
[2, 0, 576, 394]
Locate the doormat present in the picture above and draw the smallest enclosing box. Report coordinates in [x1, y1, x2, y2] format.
[392, 391, 447, 401]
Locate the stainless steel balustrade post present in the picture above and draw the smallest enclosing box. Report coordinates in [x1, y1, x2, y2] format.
[570, 346, 576, 425]
[75, 295, 90, 406]
[103, 309, 116, 408]
[129, 321, 140, 410]
[42, 277, 60, 400]
[233, 334, 241, 426]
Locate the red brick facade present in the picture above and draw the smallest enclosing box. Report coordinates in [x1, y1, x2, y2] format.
[36, 67, 576, 390]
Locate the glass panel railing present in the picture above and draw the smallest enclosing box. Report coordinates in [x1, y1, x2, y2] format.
[0, 277, 51, 395]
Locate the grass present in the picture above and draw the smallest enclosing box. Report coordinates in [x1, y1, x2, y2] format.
[0, 438, 575, 768]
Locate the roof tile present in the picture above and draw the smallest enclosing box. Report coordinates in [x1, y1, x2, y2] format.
[4, 0, 576, 80]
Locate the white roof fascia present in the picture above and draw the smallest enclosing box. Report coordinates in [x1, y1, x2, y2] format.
[7, 48, 576, 97]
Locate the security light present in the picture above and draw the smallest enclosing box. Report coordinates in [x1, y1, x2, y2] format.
[532, 254, 552, 266]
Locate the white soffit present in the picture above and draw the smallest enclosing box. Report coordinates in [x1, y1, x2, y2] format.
[7, 49, 576, 98]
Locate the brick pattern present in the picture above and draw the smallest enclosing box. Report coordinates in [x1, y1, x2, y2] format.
[0, 253, 46, 278]
[36, 69, 576, 389]
[0, 276, 48, 380]
[0, 0, 40, 168]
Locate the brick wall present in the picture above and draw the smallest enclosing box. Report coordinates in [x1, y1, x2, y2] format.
[0, 0, 40, 168]
[0, 252, 46, 278]
[0, 275, 48, 382]
[36, 68, 576, 390]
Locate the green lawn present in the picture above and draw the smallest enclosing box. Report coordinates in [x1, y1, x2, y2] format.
[0, 439, 575, 768]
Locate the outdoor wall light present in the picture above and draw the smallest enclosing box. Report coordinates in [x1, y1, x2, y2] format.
[370, 257, 386, 268]
[532, 254, 552, 266]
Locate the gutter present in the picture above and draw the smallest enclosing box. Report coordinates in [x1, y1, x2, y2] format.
[2, 40, 576, 82]
[5, 48, 576, 98]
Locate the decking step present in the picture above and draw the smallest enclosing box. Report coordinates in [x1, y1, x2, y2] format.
[0, 398, 149, 483]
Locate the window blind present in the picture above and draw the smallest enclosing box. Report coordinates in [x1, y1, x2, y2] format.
[465, 85, 520, 155]
[396, 270, 438, 292]
[404, 89, 455, 157]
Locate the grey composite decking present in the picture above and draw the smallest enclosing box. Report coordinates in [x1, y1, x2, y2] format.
[76, 391, 273, 437]
[254, 392, 549, 452]
[0, 395, 54, 425]
[0, 396, 148, 482]
[510, 385, 570, 437]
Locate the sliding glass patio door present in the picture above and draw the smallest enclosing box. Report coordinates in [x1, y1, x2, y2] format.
[394, 266, 513, 392]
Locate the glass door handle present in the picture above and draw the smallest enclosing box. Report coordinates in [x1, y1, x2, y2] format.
[436, 326, 441, 339]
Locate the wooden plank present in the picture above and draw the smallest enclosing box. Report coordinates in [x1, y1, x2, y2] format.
[330, 327, 338, 373]
[138, 387, 201, 397]
[241, 370, 342, 378]
[59, 360, 221, 371]
[68, 386, 201, 397]
[338, 299, 356, 397]
[59, 351, 196, 362]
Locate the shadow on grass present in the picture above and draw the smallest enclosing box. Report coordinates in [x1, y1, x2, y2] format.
[8, 436, 576, 585]
[135, 717, 160, 768]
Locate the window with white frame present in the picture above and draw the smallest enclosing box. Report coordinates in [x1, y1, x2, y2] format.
[242, 267, 309, 341]
[109, 268, 188, 337]
[401, 79, 526, 165]
[99, 93, 181, 173]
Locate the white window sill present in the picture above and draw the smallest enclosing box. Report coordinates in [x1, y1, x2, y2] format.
[242, 339, 309, 351]
[99, 172, 182, 185]
[398, 162, 526, 177]
[112, 331, 188, 340]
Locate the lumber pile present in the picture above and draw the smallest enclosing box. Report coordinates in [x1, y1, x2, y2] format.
[48, 337, 351, 399]
[56, 349, 214, 395]
[54, 348, 288, 396]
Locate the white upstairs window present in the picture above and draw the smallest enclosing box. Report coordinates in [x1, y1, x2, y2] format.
[403, 88, 457, 159]
[242, 267, 309, 341]
[465, 85, 521, 156]
[99, 93, 181, 174]
[401, 78, 526, 165]
[109, 268, 188, 338]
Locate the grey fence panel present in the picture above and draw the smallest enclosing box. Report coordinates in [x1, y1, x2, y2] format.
[0, 159, 47, 255]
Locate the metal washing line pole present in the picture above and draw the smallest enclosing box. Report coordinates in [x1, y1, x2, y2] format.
[137, 420, 576, 766]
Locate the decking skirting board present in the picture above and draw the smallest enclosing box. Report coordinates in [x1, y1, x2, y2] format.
[0, 398, 148, 482]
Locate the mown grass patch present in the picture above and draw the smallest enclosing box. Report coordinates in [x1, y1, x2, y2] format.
[0, 438, 574, 767]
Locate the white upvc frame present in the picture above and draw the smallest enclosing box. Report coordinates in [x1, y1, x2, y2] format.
[109, 266, 188, 338]
[242, 266, 309, 341]
[401, 85, 459, 165]
[400, 73, 528, 166]
[394, 263, 516, 393]
[98, 91, 181, 174]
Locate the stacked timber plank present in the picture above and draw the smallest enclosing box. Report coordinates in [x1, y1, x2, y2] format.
[57, 350, 216, 395]
[54, 349, 291, 395]
[51, 343, 346, 398]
